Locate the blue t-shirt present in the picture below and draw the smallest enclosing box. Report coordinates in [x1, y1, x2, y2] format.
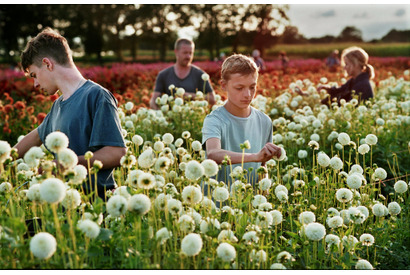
[154, 65, 213, 95]
[38, 80, 125, 195]
[202, 106, 273, 185]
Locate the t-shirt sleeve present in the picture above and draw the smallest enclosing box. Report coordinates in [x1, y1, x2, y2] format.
[201, 115, 221, 145]
[154, 70, 166, 94]
[89, 93, 125, 150]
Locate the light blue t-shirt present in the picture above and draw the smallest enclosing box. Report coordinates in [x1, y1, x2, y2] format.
[38, 80, 125, 197]
[202, 105, 273, 185]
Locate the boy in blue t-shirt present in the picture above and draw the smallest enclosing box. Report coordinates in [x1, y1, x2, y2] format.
[14, 28, 126, 199]
[202, 54, 282, 186]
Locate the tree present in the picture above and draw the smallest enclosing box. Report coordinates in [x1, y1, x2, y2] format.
[337, 26, 363, 42]
[281, 25, 306, 44]
[381, 29, 410, 43]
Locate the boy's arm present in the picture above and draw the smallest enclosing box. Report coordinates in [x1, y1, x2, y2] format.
[77, 146, 126, 170]
[206, 138, 281, 165]
[13, 128, 42, 158]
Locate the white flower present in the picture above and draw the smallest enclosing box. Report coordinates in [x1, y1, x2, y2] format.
[365, 134, 378, 145]
[185, 160, 204, 181]
[298, 150, 308, 159]
[272, 147, 287, 161]
[30, 232, 57, 259]
[356, 259, 373, 270]
[373, 167, 387, 180]
[342, 235, 358, 250]
[77, 219, 100, 239]
[276, 191, 288, 203]
[71, 165, 87, 185]
[350, 164, 363, 175]
[276, 251, 293, 263]
[124, 102, 134, 111]
[258, 178, 272, 191]
[114, 186, 131, 200]
[360, 233, 375, 246]
[181, 185, 202, 205]
[217, 230, 238, 243]
[58, 148, 78, 169]
[325, 234, 340, 246]
[27, 184, 42, 202]
[45, 131, 69, 153]
[24, 146, 45, 168]
[200, 217, 221, 234]
[191, 140, 202, 152]
[216, 242, 236, 262]
[182, 131, 191, 139]
[137, 172, 156, 190]
[305, 222, 326, 241]
[330, 156, 343, 170]
[394, 180, 408, 193]
[270, 210, 283, 225]
[138, 148, 155, 169]
[201, 197, 216, 210]
[154, 157, 170, 173]
[299, 211, 316, 225]
[153, 141, 165, 152]
[0, 182, 12, 193]
[388, 202, 401, 215]
[358, 144, 370, 155]
[337, 132, 350, 146]
[255, 211, 273, 228]
[372, 203, 386, 217]
[167, 198, 182, 216]
[213, 187, 229, 202]
[326, 216, 343, 229]
[62, 189, 81, 209]
[128, 194, 151, 215]
[0, 140, 11, 163]
[161, 133, 174, 145]
[242, 231, 259, 244]
[336, 188, 353, 203]
[252, 195, 267, 208]
[106, 195, 128, 217]
[201, 73, 210, 81]
[201, 159, 219, 177]
[250, 249, 267, 262]
[275, 185, 288, 196]
[317, 152, 330, 167]
[156, 227, 172, 244]
[320, 77, 328, 84]
[178, 214, 195, 233]
[270, 263, 286, 270]
[181, 233, 202, 256]
[132, 135, 144, 146]
[174, 138, 184, 147]
[39, 178, 66, 204]
[346, 173, 363, 189]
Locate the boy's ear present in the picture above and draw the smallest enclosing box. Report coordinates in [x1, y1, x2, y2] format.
[42, 58, 53, 71]
[220, 79, 226, 90]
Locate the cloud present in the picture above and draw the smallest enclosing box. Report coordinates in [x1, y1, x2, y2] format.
[353, 12, 368, 19]
[395, 9, 405, 17]
[317, 9, 336, 17]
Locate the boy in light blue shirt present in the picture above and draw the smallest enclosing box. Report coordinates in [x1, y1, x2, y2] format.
[202, 54, 282, 188]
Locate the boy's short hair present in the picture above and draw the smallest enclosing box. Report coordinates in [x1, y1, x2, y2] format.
[221, 54, 259, 82]
[21, 27, 72, 73]
[174, 38, 194, 50]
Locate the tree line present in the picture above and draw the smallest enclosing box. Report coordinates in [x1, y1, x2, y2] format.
[1, 4, 408, 65]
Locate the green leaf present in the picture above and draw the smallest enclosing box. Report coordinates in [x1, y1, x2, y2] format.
[98, 228, 113, 241]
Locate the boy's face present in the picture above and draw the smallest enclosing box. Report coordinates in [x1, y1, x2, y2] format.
[27, 60, 58, 95]
[223, 72, 258, 110]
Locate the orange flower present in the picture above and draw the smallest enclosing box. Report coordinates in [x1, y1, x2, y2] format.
[37, 112, 47, 124]
[4, 104, 14, 113]
[27, 106, 35, 115]
[14, 101, 26, 110]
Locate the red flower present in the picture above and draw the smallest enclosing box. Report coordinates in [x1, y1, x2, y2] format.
[14, 101, 26, 110]
[4, 104, 14, 113]
[37, 112, 47, 124]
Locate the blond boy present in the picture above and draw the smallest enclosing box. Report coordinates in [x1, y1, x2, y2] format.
[202, 54, 281, 186]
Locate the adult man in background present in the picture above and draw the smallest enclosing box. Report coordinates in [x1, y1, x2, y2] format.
[150, 38, 216, 109]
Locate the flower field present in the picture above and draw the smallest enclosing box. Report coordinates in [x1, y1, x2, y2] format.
[0, 57, 409, 269]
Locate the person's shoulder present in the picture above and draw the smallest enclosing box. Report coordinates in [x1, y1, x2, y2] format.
[205, 106, 228, 123]
[81, 80, 117, 103]
[158, 66, 174, 76]
[251, 107, 272, 123]
[191, 64, 206, 74]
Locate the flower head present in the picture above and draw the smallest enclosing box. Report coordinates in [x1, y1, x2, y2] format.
[181, 185, 202, 205]
[0, 140, 11, 163]
[138, 148, 155, 169]
[24, 146, 45, 168]
[106, 195, 128, 217]
[137, 172, 156, 190]
[388, 201, 401, 215]
[0, 182, 12, 193]
[329, 156, 343, 170]
[356, 259, 373, 270]
[156, 227, 172, 244]
[201, 73, 210, 81]
[305, 222, 326, 241]
[58, 148, 78, 169]
[45, 131, 69, 153]
[201, 159, 219, 177]
[128, 194, 151, 215]
[39, 178, 66, 204]
[394, 180, 408, 194]
[213, 186, 229, 202]
[358, 144, 370, 155]
[185, 160, 204, 181]
[359, 233, 375, 246]
[337, 132, 350, 146]
[181, 233, 203, 256]
[299, 211, 316, 225]
[373, 167, 387, 180]
[77, 219, 100, 239]
[317, 152, 330, 167]
[365, 134, 378, 145]
[336, 188, 353, 203]
[62, 189, 82, 209]
[30, 232, 57, 259]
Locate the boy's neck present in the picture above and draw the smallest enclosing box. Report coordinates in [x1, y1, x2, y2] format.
[224, 101, 252, 118]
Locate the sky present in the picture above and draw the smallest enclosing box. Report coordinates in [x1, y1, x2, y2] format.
[287, 4, 410, 41]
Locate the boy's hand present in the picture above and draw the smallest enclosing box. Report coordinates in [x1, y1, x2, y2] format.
[256, 143, 281, 163]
